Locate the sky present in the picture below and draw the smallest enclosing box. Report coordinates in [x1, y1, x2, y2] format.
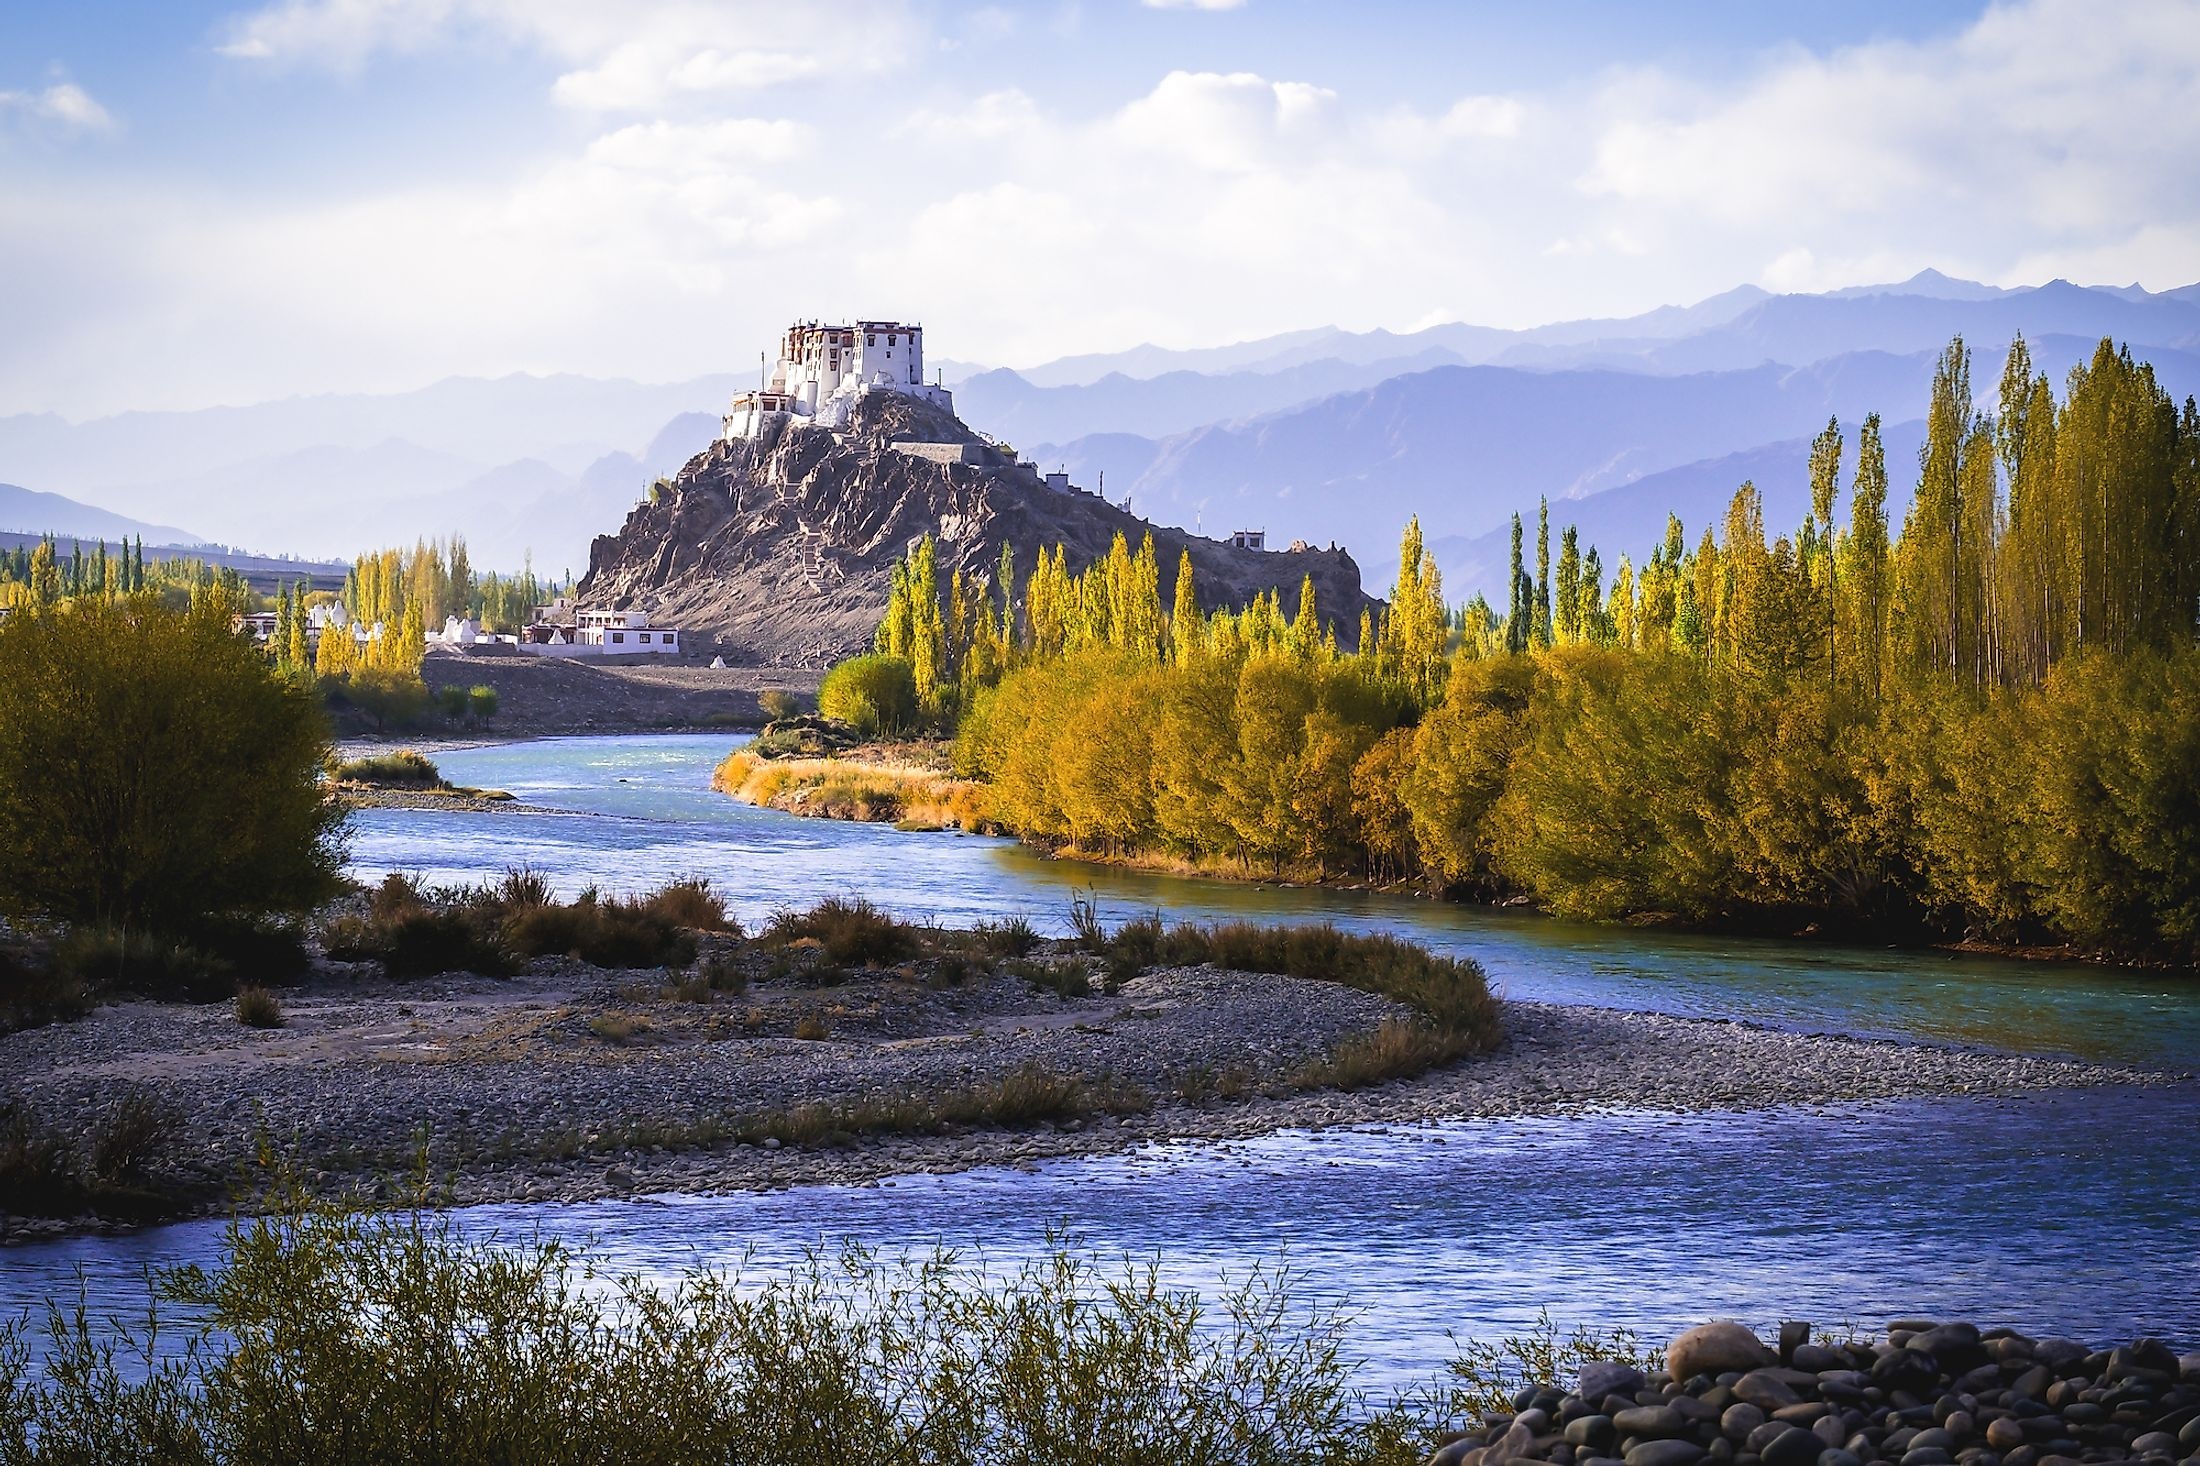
[3, 0, 2198, 417]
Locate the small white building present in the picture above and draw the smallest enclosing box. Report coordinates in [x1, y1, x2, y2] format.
[724, 320, 956, 440]
[573, 608, 681, 654]
[437, 615, 483, 646]
[1229, 529, 1267, 551]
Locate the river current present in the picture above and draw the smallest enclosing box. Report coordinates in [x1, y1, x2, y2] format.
[9, 734, 2197, 1379]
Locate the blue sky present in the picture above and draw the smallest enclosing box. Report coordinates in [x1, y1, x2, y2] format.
[3, 0, 2195, 415]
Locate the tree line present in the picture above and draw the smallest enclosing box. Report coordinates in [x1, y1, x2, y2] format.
[846, 334, 2200, 962]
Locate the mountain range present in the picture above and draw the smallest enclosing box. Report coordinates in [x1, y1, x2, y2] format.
[0, 482, 201, 547]
[4, 271, 2197, 597]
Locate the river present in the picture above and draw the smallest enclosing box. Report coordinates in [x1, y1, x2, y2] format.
[9, 734, 2197, 1381]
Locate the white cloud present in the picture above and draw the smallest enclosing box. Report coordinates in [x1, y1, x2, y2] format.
[1113, 71, 1339, 173]
[10, 0, 2200, 418]
[216, 0, 918, 109]
[0, 82, 118, 135]
[1580, 0, 2200, 239]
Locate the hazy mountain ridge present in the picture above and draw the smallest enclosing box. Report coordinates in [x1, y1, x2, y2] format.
[5, 272, 2196, 587]
[0, 483, 201, 546]
[1036, 330, 2200, 598]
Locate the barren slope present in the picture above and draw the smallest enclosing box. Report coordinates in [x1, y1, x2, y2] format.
[579, 393, 1373, 667]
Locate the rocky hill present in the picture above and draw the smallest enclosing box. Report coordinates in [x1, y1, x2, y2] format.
[577, 392, 1373, 667]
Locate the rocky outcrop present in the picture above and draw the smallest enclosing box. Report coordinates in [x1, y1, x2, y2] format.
[1428, 1319, 2200, 1466]
[577, 392, 1374, 666]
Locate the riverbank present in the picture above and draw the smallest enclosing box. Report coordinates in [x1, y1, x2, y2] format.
[0, 939, 2173, 1241]
[718, 743, 2194, 969]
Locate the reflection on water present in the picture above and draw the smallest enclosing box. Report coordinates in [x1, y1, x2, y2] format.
[351, 735, 2200, 1071]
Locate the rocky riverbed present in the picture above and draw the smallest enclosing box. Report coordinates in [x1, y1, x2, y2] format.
[0, 951, 2181, 1241]
[1435, 1317, 2200, 1466]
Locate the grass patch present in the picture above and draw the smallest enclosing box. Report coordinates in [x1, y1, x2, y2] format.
[1072, 907, 1503, 1087]
[52, 925, 235, 1003]
[589, 1012, 649, 1045]
[765, 896, 917, 967]
[234, 985, 285, 1029]
[734, 1063, 1146, 1148]
[715, 749, 990, 830]
[332, 749, 444, 787]
[0, 1087, 185, 1220]
[322, 871, 736, 979]
[792, 1013, 832, 1041]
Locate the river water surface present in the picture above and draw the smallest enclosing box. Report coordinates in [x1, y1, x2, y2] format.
[10, 734, 2197, 1380]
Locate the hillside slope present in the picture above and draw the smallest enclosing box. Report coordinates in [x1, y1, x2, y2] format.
[578, 394, 1373, 667]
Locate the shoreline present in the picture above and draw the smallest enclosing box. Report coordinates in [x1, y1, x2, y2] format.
[3, 966, 2180, 1243]
[718, 746, 2194, 974]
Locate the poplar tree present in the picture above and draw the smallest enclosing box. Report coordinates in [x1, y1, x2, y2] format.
[1169, 550, 1200, 664]
[1505, 514, 1530, 655]
[1555, 526, 1581, 644]
[28, 540, 58, 607]
[1808, 416, 1843, 688]
[1840, 413, 1891, 703]
[1533, 498, 1552, 648]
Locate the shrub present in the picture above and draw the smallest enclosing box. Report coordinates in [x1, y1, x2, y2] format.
[235, 986, 285, 1029]
[0, 1200, 1424, 1461]
[0, 948, 96, 1034]
[52, 926, 234, 1003]
[793, 1013, 832, 1041]
[187, 916, 312, 984]
[700, 951, 748, 994]
[636, 878, 735, 933]
[87, 1088, 177, 1183]
[758, 688, 802, 721]
[0, 596, 344, 939]
[974, 915, 1040, 957]
[333, 749, 443, 786]
[503, 892, 696, 970]
[467, 684, 498, 723]
[817, 654, 918, 737]
[344, 667, 429, 732]
[765, 896, 916, 966]
[436, 684, 469, 721]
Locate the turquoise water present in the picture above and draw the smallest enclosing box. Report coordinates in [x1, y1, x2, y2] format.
[11, 733, 2197, 1378]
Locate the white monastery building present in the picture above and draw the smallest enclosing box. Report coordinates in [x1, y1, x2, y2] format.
[724, 320, 954, 440]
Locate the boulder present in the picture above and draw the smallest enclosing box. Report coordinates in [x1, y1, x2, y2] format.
[1670, 1324, 1775, 1383]
[1582, 1362, 1651, 1403]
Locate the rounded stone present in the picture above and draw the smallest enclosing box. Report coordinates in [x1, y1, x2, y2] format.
[1985, 1418, 2025, 1451]
[1723, 1405, 1769, 1443]
[1616, 1407, 1688, 1440]
[1583, 1364, 1652, 1403]
[1671, 1324, 1776, 1384]
[1569, 1416, 1617, 1449]
[1736, 1374, 1805, 1411]
[1762, 1427, 1821, 1466]
[2132, 1433, 2179, 1459]
[1626, 1442, 1706, 1466]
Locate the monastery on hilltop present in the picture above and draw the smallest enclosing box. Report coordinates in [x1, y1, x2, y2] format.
[723, 320, 954, 440]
